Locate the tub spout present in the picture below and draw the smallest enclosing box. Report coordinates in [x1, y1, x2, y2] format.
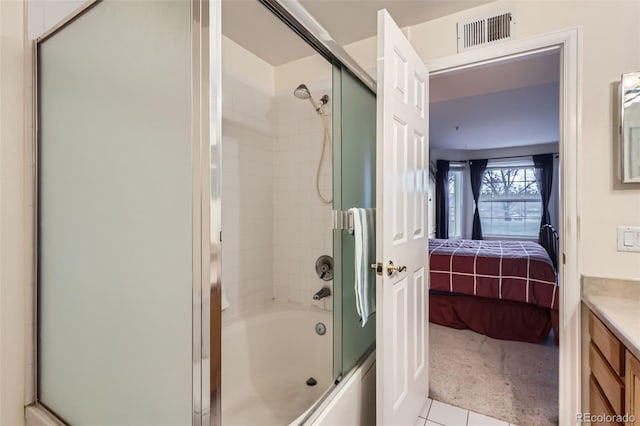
[313, 286, 331, 300]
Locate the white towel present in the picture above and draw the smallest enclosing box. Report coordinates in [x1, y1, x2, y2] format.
[349, 207, 376, 327]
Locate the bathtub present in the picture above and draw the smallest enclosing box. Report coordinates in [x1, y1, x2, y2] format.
[222, 302, 333, 426]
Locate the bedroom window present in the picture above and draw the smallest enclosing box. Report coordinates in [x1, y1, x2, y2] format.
[478, 162, 542, 238]
[448, 168, 464, 238]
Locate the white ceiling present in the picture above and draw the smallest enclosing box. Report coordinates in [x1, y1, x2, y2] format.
[299, 0, 492, 45]
[430, 50, 560, 103]
[430, 51, 561, 151]
[222, 0, 493, 66]
[222, 1, 318, 66]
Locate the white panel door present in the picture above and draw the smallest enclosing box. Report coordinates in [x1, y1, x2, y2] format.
[376, 9, 429, 425]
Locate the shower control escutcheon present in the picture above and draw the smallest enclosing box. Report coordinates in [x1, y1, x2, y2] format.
[315, 255, 333, 281]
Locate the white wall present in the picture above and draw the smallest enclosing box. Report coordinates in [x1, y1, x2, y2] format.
[27, 0, 83, 39]
[1, 0, 28, 424]
[431, 142, 560, 163]
[275, 54, 331, 94]
[409, 0, 640, 280]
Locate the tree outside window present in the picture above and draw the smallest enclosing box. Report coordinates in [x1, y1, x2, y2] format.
[478, 166, 541, 237]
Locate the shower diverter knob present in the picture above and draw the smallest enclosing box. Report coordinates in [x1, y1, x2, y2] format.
[315, 255, 333, 281]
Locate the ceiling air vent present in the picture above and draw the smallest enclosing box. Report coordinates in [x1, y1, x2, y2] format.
[457, 12, 515, 52]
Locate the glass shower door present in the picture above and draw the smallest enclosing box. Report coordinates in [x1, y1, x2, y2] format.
[36, 1, 208, 424]
[332, 66, 377, 379]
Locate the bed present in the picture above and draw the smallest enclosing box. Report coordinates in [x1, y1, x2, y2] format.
[428, 238, 559, 345]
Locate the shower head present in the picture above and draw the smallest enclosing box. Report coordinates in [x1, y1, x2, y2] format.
[294, 83, 329, 114]
[294, 84, 311, 100]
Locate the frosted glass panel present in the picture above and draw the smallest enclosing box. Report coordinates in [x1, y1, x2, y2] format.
[333, 67, 376, 377]
[38, 1, 193, 424]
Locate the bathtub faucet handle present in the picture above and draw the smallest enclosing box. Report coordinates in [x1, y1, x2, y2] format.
[313, 286, 331, 300]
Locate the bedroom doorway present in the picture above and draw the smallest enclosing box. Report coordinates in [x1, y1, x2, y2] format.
[426, 49, 563, 425]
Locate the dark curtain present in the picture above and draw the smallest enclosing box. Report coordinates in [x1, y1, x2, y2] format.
[435, 160, 450, 239]
[469, 159, 488, 240]
[533, 154, 553, 229]
[533, 154, 556, 267]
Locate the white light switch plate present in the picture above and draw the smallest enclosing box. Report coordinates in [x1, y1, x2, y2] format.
[617, 226, 640, 252]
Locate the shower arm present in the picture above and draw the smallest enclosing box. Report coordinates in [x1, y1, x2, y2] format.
[311, 95, 330, 114]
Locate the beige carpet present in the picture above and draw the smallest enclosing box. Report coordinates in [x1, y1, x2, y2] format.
[429, 323, 559, 425]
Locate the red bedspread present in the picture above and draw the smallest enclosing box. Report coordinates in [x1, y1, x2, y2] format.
[429, 239, 558, 311]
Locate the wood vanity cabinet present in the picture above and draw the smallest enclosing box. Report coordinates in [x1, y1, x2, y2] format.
[627, 350, 640, 426]
[588, 310, 640, 426]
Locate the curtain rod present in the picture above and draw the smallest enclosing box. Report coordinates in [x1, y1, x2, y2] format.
[451, 153, 559, 163]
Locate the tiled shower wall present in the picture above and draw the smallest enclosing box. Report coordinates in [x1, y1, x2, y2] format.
[221, 70, 276, 319]
[273, 80, 333, 310]
[222, 42, 334, 318]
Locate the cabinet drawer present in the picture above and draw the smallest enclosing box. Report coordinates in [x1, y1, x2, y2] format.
[589, 375, 621, 425]
[590, 311, 625, 376]
[590, 343, 625, 415]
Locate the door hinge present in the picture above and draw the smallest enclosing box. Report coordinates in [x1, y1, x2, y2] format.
[562, 253, 566, 265]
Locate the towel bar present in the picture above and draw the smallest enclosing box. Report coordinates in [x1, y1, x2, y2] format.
[332, 210, 354, 234]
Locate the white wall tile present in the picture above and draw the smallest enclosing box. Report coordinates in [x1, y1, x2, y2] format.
[221, 72, 276, 319]
[272, 80, 333, 310]
[221, 62, 333, 317]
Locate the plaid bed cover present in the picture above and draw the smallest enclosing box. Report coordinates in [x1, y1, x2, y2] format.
[428, 239, 558, 310]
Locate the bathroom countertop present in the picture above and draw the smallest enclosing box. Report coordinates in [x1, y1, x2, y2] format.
[583, 294, 640, 362]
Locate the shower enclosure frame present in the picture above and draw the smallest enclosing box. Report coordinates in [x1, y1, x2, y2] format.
[30, 0, 212, 424]
[257, 0, 376, 94]
[29, 0, 377, 424]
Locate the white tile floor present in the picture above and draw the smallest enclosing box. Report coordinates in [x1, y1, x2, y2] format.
[415, 399, 517, 426]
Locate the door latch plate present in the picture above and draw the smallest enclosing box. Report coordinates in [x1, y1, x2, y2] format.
[370, 262, 383, 276]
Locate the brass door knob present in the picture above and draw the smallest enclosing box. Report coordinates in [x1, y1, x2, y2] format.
[386, 261, 407, 277]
